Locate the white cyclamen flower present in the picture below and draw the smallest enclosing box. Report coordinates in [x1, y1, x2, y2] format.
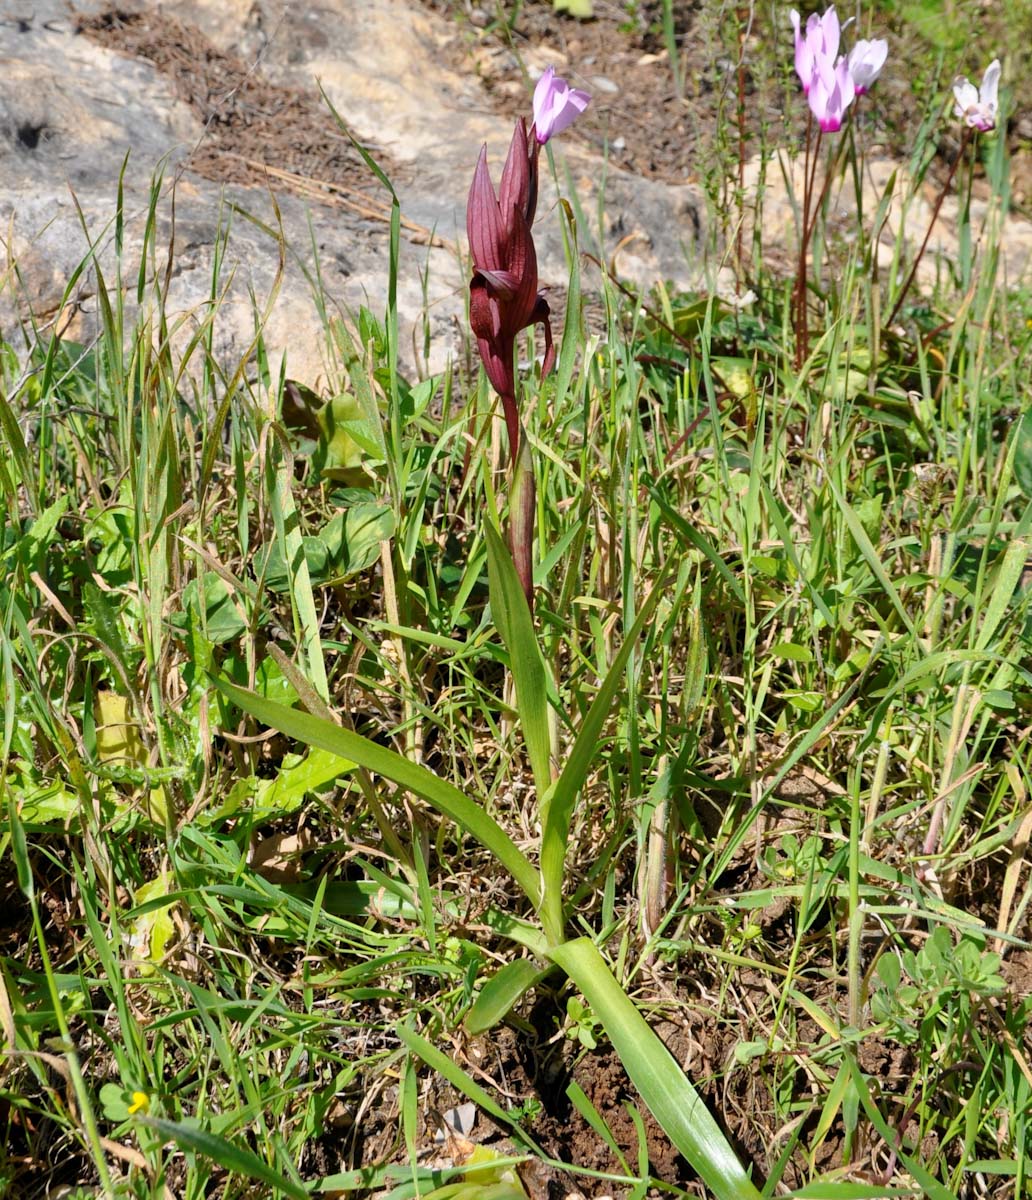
[953, 59, 1001, 132]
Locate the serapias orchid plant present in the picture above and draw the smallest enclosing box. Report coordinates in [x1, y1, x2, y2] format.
[467, 67, 589, 606]
[224, 60, 764, 1199]
[467, 120, 554, 456]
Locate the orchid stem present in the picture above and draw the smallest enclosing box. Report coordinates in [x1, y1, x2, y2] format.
[508, 419, 536, 612]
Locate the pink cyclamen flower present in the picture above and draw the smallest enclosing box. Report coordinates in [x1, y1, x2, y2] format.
[847, 38, 888, 94]
[808, 54, 855, 131]
[953, 59, 1001, 132]
[532, 66, 591, 144]
[790, 7, 841, 94]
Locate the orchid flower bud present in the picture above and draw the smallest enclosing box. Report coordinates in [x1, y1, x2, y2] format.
[953, 59, 1001, 132]
[466, 120, 555, 452]
[532, 66, 591, 145]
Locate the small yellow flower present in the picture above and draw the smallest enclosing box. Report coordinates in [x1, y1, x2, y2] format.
[128, 1091, 150, 1115]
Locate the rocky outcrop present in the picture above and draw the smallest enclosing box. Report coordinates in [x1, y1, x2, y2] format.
[1, 1, 1027, 393]
[0, 0, 704, 390]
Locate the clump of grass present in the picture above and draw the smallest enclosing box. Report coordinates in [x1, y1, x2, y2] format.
[2, 6, 1032, 1199]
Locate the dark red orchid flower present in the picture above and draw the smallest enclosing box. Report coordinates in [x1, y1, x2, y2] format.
[467, 118, 555, 455]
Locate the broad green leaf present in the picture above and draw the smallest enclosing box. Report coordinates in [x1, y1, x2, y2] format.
[258, 746, 355, 816]
[99, 1082, 132, 1122]
[211, 679, 542, 908]
[1015, 408, 1032, 499]
[313, 391, 382, 482]
[129, 874, 175, 974]
[549, 938, 760, 1200]
[95, 692, 147, 768]
[466, 958, 548, 1035]
[976, 537, 1029, 651]
[21, 497, 69, 566]
[323, 503, 395, 579]
[769, 642, 813, 663]
[9, 769, 78, 825]
[484, 522, 553, 799]
[264, 535, 330, 592]
[554, 0, 593, 16]
[712, 356, 756, 400]
[400, 376, 438, 425]
[94, 691, 167, 822]
[175, 572, 248, 644]
[140, 1116, 308, 1200]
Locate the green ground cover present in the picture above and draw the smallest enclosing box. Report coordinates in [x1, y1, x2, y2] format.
[2, 4, 1032, 1197]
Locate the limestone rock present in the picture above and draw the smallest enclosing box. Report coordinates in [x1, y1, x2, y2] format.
[0, 0, 706, 394]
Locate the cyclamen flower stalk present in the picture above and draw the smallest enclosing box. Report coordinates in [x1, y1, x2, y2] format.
[788, 6, 890, 366]
[887, 58, 1001, 329]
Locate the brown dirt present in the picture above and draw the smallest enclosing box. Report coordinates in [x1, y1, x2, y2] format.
[76, 9, 394, 198]
[461, 1018, 694, 1197]
[422, 0, 763, 186]
[420, 0, 1032, 209]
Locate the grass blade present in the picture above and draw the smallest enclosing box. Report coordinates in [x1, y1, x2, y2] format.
[142, 1116, 308, 1200]
[485, 521, 554, 798]
[466, 958, 549, 1035]
[212, 678, 542, 907]
[540, 577, 667, 936]
[549, 938, 761, 1200]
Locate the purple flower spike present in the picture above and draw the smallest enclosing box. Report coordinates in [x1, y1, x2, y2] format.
[466, 120, 555, 454]
[532, 66, 591, 145]
[808, 55, 855, 132]
[953, 59, 1001, 132]
[847, 38, 888, 94]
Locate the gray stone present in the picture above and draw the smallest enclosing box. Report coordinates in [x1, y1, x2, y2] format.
[0, 0, 707, 392]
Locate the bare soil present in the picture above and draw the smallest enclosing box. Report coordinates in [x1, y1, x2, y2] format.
[420, 0, 1032, 209]
[77, 9, 396, 197]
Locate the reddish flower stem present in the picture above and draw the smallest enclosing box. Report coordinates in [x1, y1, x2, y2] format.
[885, 126, 975, 329]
